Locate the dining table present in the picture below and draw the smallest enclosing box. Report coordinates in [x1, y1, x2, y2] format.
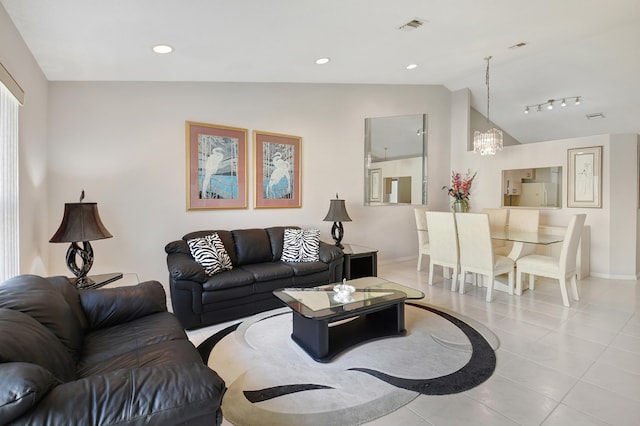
[490, 230, 564, 294]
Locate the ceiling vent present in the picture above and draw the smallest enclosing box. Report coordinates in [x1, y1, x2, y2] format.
[586, 113, 605, 120]
[398, 18, 426, 31]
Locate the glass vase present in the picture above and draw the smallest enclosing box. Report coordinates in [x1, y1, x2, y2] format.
[452, 200, 468, 212]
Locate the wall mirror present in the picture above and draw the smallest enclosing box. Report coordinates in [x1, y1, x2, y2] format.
[502, 166, 563, 208]
[364, 114, 427, 205]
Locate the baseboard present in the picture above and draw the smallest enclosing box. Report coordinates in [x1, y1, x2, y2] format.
[589, 272, 640, 280]
[378, 256, 416, 266]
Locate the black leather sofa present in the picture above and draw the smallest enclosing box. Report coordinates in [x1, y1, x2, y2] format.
[0, 275, 226, 426]
[166, 226, 344, 329]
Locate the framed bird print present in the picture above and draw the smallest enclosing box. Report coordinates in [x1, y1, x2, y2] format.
[254, 130, 301, 208]
[186, 121, 248, 210]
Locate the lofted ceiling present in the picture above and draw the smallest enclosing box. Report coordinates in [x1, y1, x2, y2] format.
[3, 0, 640, 144]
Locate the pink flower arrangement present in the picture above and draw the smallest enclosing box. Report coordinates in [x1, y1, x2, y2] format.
[443, 170, 477, 202]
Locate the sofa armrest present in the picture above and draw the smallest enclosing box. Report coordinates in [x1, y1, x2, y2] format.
[319, 241, 343, 264]
[80, 281, 167, 330]
[9, 363, 226, 426]
[167, 252, 207, 284]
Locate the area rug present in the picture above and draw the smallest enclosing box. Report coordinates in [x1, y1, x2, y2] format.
[199, 302, 499, 426]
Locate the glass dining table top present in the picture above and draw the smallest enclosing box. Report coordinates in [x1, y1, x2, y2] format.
[491, 230, 564, 245]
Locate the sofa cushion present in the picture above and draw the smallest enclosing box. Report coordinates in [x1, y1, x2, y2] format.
[80, 281, 167, 330]
[281, 228, 320, 262]
[266, 226, 298, 261]
[239, 262, 294, 282]
[0, 362, 61, 425]
[0, 309, 76, 383]
[202, 268, 255, 291]
[0, 275, 84, 361]
[77, 313, 200, 377]
[232, 229, 273, 265]
[287, 260, 329, 277]
[187, 233, 233, 276]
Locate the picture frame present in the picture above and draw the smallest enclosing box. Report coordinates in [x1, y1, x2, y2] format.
[254, 130, 301, 208]
[186, 121, 248, 210]
[369, 168, 382, 202]
[567, 145, 602, 208]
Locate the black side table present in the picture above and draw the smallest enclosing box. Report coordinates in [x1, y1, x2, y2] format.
[342, 244, 378, 280]
[71, 272, 123, 289]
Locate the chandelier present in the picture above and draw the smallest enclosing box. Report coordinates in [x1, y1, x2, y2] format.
[473, 56, 503, 156]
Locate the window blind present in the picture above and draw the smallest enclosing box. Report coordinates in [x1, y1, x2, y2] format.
[0, 81, 20, 281]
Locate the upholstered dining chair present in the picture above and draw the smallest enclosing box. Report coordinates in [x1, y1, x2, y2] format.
[515, 214, 586, 307]
[495, 208, 540, 257]
[482, 207, 508, 252]
[456, 213, 515, 302]
[414, 207, 430, 271]
[426, 211, 459, 291]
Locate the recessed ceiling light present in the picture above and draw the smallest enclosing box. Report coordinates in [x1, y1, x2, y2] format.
[315, 57, 330, 65]
[152, 44, 174, 54]
[406, 64, 418, 70]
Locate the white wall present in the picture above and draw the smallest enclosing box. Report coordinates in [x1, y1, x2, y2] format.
[46, 82, 452, 289]
[0, 5, 50, 276]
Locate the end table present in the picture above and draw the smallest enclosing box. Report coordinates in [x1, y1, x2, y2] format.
[341, 244, 378, 280]
[71, 272, 123, 290]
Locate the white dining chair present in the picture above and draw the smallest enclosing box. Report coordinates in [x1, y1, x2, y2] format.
[456, 213, 515, 302]
[515, 214, 586, 307]
[414, 207, 430, 271]
[495, 208, 540, 257]
[426, 211, 459, 291]
[482, 207, 508, 251]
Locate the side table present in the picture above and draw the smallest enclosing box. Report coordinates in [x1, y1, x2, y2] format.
[342, 244, 378, 280]
[71, 272, 123, 289]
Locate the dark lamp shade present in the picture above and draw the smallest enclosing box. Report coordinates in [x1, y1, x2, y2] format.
[49, 203, 113, 243]
[323, 199, 352, 222]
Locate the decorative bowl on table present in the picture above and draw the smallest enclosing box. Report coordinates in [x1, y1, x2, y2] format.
[333, 283, 355, 296]
[333, 282, 355, 303]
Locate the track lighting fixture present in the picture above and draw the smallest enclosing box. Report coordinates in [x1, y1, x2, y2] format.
[524, 96, 582, 114]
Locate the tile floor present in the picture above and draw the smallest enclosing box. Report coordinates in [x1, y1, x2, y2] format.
[187, 260, 640, 426]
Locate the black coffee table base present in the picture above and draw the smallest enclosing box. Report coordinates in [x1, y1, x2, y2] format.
[291, 299, 406, 363]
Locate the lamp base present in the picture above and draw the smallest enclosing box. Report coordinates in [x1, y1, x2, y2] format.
[331, 221, 345, 249]
[65, 241, 94, 280]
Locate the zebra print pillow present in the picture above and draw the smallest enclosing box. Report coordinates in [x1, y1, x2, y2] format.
[187, 233, 233, 276]
[281, 228, 320, 262]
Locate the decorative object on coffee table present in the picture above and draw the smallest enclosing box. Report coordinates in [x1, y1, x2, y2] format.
[323, 193, 352, 248]
[49, 191, 114, 287]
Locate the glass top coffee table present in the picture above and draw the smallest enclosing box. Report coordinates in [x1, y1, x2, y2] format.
[273, 277, 424, 362]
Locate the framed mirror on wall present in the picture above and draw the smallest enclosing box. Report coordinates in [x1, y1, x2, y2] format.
[364, 114, 428, 205]
[502, 166, 563, 208]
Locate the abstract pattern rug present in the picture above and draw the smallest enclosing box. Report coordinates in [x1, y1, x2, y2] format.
[198, 302, 499, 426]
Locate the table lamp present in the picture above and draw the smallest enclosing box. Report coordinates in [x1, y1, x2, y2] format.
[323, 194, 352, 249]
[49, 191, 113, 284]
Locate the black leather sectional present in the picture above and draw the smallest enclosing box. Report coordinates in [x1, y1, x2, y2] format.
[0, 275, 225, 426]
[166, 226, 344, 329]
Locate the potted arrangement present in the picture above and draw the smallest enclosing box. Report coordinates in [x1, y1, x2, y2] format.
[443, 170, 476, 212]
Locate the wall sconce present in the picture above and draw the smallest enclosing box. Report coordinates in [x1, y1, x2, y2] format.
[323, 194, 352, 249]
